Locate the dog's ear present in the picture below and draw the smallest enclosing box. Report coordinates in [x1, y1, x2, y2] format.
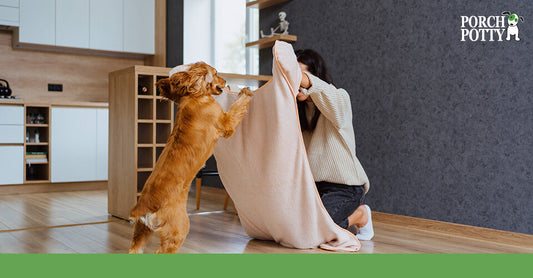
[162, 71, 191, 102]
[519, 16, 524, 22]
[502, 11, 511, 15]
[156, 78, 171, 98]
[157, 77, 184, 103]
[183, 62, 215, 97]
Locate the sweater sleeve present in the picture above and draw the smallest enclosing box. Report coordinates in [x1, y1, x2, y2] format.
[300, 72, 352, 129]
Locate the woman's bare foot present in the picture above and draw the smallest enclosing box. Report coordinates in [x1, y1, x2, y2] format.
[348, 205, 369, 228]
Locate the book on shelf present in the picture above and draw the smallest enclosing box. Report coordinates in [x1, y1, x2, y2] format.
[26, 152, 47, 159]
[26, 158, 48, 164]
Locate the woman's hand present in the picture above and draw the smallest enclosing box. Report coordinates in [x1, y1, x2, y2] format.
[300, 71, 311, 89]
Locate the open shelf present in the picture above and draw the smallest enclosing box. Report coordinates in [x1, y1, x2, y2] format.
[25, 164, 49, 182]
[246, 34, 297, 49]
[246, 0, 290, 9]
[24, 105, 50, 183]
[25, 126, 48, 144]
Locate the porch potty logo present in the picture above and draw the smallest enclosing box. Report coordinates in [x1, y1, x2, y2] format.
[461, 11, 524, 41]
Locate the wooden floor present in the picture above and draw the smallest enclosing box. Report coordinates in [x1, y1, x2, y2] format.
[0, 187, 532, 253]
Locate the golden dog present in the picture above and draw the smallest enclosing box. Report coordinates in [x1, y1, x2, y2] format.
[128, 62, 253, 253]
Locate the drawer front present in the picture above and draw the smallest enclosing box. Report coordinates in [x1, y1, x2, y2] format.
[0, 146, 23, 185]
[0, 0, 19, 8]
[0, 105, 24, 125]
[0, 125, 24, 143]
[0, 6, 19, 24]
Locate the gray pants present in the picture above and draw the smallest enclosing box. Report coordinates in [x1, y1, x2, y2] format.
[315, 181, 365, 229]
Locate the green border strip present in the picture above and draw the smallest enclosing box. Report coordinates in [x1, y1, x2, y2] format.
[0, 254, 531, 278]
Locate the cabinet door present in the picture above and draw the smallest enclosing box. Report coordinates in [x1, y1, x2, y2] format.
[51, 107, 97, 182]
[123, 0, 154, 54]
[0, 146, 23, 185]
[19, 0, 55, 45]
[96, 108, 108, 180]
[0, 105, 24, 143]
[0, 6, 19, 26]
[89, 0, 123, 52]
[56, 0, 89, 48]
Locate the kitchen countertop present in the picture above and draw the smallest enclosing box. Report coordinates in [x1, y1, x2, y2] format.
[0, 99, 108, 108]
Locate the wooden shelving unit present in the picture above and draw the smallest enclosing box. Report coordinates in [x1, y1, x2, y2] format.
[246, 0, 291, 9]
[245, 0, 296, 49]
[24, 105, 50, 183]
[108, 65, 175, 219]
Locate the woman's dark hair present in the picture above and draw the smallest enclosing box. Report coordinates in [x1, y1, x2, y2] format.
[295, 49, 333, 132]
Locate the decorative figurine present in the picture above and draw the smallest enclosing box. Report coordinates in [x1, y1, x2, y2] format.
[260, 11, 290, 38]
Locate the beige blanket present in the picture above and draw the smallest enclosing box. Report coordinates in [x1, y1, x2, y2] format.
[213, 41, 360, 252]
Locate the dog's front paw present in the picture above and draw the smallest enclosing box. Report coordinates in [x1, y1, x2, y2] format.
[239, 87, 253, 97]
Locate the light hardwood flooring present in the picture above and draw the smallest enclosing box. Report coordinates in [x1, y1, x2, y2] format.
[0, 187, 532, 253]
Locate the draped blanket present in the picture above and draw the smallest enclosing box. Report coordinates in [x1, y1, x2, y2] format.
[213, 41, 360, 252]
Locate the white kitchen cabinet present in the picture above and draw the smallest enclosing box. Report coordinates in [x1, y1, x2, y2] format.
[56, 0, 89, 48]
[124, 0, 155, 54]
[89, 0, 123, 52]
[0, 6, 19, 26]
[0, 105, 24, 143]
[51, 107, 108, 182]
[18, 0, 55, 45]
[0, 146, 24, 185]
[0, 0, 19, 6]
[0, 0, 19, 26]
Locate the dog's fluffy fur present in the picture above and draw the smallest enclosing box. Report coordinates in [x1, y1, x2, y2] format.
[128, 62, 253, 253]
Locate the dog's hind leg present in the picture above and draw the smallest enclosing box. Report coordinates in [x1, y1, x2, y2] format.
[129, 221, 154, 254]
[155, 208, 190, 254]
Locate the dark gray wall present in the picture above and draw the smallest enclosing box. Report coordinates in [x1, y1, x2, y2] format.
[261, 0, 533, 234]
[166, 0, 184, 67]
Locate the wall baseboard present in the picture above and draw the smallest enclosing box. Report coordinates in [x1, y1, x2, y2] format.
[373, 212, 533, 248]
[0, 181, 107, 195]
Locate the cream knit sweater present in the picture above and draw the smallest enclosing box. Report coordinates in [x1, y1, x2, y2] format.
[300, 72, 370, 193]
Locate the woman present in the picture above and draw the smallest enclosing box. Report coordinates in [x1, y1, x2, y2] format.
[295, 49, 374, 240]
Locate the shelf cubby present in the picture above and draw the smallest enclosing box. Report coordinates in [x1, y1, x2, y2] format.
[25, 126, 49, 144]
[156, 100, 172, 120]
[25, 164, 49, 182]
[137, 147, 153, 169]
[137, 98, 154, 120]
[137, 123, 153, 144]
[155, 76, 167, 96]
[156, 147, 165, 162]
[138, 75, 154, 96]
[137, 171, 151, 193]
[156, 123, 172, 144]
